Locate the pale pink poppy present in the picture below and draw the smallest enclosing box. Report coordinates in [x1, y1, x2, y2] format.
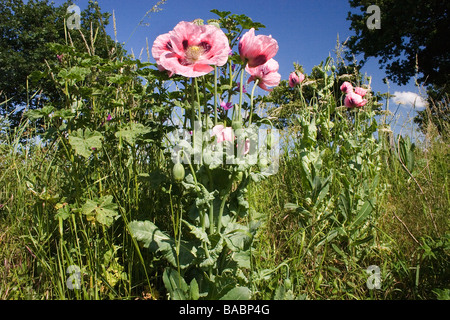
[344, 91, 368, 108]
[236, 138, 251, 156]
[212, 125, 234, 143]
[152, 21, 231, 77]
[243, 139, 250, 155]
[354, 87, 367, 97]
[289, 71, 305, 87]
[245, 59, 281, 91]
[238, 28, 279, 68]
[340, 81, 353, 93]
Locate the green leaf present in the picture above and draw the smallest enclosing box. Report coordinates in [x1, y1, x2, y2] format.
[224, 222, 252, 252]
[115, 123, 152, 146]
[182, 219, 210, 245]
[219, 287, 251, 300]
[231, 251, 251, 269]
[59, 66, 91, 82]
[81, 195, 118, 227]
[163, 268, 188, 300]
[68, 128, 103, 158]
[350, 200, 373, 230]
[129, 220, 195, 268]
[210, 9, 231, 19]
[189, 278, 200, 300]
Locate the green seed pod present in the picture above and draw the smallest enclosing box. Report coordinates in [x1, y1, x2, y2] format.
[173, 163, 185, 182]
[232, 120, 242, 131]
[258, 157, 268, 169]
[285, 278, 292, 289]
[266, 132, 275, 150]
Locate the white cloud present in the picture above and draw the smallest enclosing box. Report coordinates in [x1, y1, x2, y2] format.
[391, 91, 427, 109]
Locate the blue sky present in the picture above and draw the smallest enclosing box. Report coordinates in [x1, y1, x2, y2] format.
[54, 0, 425, 135]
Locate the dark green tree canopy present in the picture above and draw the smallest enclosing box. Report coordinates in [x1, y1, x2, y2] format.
[347, 0, 449, 135]
[0, 0, 123, 126]
[346, 0, 449, 93]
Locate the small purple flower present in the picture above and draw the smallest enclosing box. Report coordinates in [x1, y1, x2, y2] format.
[220, 101, 233, 111]
[57, 54, 63, 62]
[235, 82, 247, 93]
[231, 64, 236, 72]
[107, 114, 112, 121]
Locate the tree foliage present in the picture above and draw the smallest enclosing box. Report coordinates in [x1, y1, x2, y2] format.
[346, 0, 449, 90]
[0, 0, 123, 127]
[346, 0, 450, 134]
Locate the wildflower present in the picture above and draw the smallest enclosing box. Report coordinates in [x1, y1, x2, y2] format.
[289, 71, 305, 87]
[235, 82, 247, 93]
[354, 86, 367, 97]
[220, 101, 233, 111]
[344, 91, 368, 108]
[107, 114, 112, 121]
[152, 21, 231, 77]
[57, 54, 63, 63]
[238, 28, 279, 68]
[212, 124, 234, 143]
[245, 59, 281, 91]
[340, 81, 353, 93]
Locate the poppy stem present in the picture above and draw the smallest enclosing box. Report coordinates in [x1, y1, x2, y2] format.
[214, 66, 218, 126]
[249, 79, 259, 124]
[238, 67, 245, 121]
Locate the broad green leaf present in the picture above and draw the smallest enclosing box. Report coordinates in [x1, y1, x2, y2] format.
[219, 287, 251, 300]
[231, 251, 251, 269]
[224, 222, 252, 252]
[129, 220, 195, 268]
[189, 278, 200, 300]
[81, 195, 118, 227]
[68, 128, 103, 158]
[115, 123, 151, 146]
[182, 219, 210, 245]
[163, 268, 188, 300]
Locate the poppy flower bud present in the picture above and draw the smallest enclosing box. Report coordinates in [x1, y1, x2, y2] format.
[173, 163, 185, 181]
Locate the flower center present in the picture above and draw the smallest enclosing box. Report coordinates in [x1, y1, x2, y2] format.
[185, 45, 204, 64]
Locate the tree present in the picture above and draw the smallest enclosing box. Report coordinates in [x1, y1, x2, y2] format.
[0, 0, 123, 127]
[346, 0, 450, 133]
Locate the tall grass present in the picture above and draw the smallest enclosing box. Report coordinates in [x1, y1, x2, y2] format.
[247, 100, 449, 300]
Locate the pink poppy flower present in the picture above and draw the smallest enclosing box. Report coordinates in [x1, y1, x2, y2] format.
[289, 71, 305, 88]
[340, 81, 353, 93]
[152, 21, 231, 78]
[238, 28, 279, 68]
[152, 32, 173, 74]
[242, 139, 250, 155]
[344, 91, 368, 108]
[245, 59, 281, 92]
[354, 86, 367, 97]
[212, 125, 234, 143]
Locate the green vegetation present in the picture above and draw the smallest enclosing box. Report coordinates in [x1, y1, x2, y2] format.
[0, 3, 448, 300]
